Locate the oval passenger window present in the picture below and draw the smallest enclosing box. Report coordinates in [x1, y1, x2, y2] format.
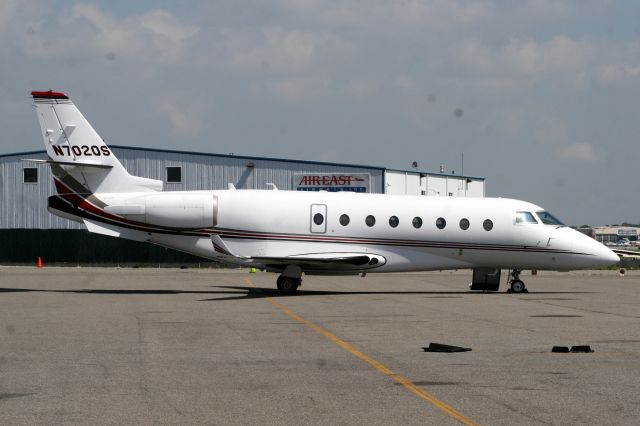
[436, 217, 446, 229]
[459, 218, 470, 230]
[389, 216, 399, 228]
[339, 214, 350, 226]
[412, 217, 423, 229]
[365, 215, 376, 227]
[313, 213, 324, 225]
[483, 219, 493, 231]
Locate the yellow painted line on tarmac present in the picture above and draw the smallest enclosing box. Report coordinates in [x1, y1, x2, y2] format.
[244, 277, 478, 426]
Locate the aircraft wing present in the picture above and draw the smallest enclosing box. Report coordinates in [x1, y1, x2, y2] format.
[250, 252, 386, 272]
[211, 234, 386, 271]
[611, 248, 639, 258]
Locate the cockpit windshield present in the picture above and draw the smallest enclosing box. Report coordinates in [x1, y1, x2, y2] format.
[535, 211, 564, 226]
[515, 211, 538, 224]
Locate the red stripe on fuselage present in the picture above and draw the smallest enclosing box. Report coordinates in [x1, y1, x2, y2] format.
[52, 177, 208, 234]
[53, 177, 141, 225]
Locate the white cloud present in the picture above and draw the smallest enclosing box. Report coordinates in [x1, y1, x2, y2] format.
[597, 64, 640, 85]
[153, 92, 206, 138]
[0, 0, 19, 33]
[505, 36, 594, 74]
[517, 0, 611, 20]
[345, 79, 381, 98]
[556, 143, 597, 162]
[276, 0, 493, 30]
[449, 34, 640, 94]
[533, 116, 570, 145]
[268, 77, 333, 102]
[455, 35, 596, 77]
[22, 3, 198, 62]
[140, 10, 198, 41]
[393, 74, 415, 89]
[225, 27, 354, 74]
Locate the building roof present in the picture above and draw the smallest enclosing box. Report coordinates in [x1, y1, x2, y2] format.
[1, 145, 483, 179]
[592, 226, 639, 234]
[383, 167, 484, 181]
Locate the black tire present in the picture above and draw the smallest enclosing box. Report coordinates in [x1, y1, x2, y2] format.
[510, 280, 526, 293]
[277, 276, 299, 295]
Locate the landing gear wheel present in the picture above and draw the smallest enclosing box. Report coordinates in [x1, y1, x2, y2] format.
[510, 280, 526, 294]
[277, 276, 300, 295]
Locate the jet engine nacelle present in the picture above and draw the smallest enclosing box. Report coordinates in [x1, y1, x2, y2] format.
[105, 193, 218, 229]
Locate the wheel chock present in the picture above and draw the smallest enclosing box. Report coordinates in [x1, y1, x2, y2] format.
[570, 345, 594, 353]
[552, 345, 594, 353]
[422, 343, 471, 353]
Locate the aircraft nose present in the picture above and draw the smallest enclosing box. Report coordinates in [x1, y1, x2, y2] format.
[571, 230, 620, 268]
[600, 245, 621, 265]
[589, 239, 620, 266]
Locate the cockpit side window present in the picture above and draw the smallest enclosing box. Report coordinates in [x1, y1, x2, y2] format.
[535, 211, 564, 226]
[515, 211, 538, 224]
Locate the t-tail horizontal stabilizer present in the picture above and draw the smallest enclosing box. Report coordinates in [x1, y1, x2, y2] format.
[22, 158, 114, 169]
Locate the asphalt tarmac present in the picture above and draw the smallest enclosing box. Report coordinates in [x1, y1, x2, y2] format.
[0, 267, 639, 425]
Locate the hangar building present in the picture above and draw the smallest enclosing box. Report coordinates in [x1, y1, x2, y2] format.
[0, 146, 485, 264]
[577, 226, 639, 245]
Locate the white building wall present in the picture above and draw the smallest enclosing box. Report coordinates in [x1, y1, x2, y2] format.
[384, 172, 422, 195]
[386, 170, 485, 197]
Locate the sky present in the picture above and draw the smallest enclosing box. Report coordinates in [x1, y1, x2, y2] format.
[1, 0, 639, 226]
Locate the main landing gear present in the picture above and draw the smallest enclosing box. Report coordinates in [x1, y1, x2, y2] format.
[507, 269, 528, 294]
[276, 275, 301, 295]
[275, 265, 303, 295]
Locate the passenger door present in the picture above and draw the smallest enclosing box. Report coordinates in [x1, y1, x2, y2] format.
[310, 204, 327, 233]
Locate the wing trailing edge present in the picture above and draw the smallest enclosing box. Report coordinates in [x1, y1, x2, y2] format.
[210, 234, 386, 270]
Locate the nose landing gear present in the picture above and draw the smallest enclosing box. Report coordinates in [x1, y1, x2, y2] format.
[507, 269, 528, 293]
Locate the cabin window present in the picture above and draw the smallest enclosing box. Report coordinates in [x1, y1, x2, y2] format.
[515, 211, 538, 224]
[166, 166, 182, 183]
[459, 218, 470, 230]
[535, 211, 564, 226]
[339, 214, 350, 226]
[23, 167, 38, 183]
[313, 213, 324, 226]
[412, 217, 423, 229]
[436, 217, 446, 229]
[389, 216, 399, 228]
[365, 215, 376, 227]
[483, 219, 493, 231]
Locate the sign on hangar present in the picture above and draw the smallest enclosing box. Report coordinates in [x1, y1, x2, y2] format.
[293, 173, 371, 193]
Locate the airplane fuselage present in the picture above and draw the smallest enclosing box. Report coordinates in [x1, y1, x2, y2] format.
[57, 189, 617, 274]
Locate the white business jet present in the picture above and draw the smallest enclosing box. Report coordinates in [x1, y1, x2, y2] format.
[28, 91, 619, 294]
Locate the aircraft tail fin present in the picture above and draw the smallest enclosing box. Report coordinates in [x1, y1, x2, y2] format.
[31, 90, 162, 195]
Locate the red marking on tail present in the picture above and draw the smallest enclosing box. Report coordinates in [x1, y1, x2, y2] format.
[31, 90, 69, 99]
